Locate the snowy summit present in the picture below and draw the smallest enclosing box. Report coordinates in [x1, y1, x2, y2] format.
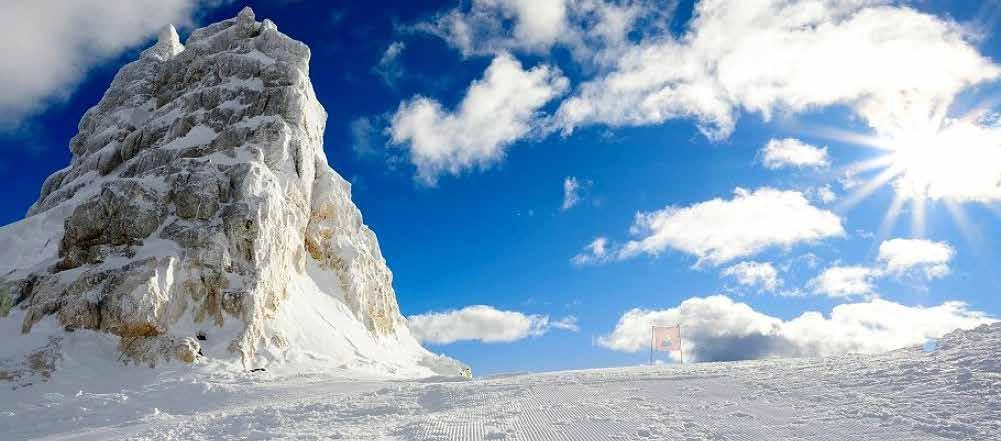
[0, 7, 465, 384]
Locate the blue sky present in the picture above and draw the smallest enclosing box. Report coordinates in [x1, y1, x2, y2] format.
[3, 0, 1001, 375]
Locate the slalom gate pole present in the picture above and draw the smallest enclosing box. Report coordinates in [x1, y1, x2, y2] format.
[650, 326, 654, 366]
[679, 324, 684, 365]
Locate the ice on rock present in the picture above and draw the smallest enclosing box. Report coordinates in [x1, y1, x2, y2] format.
[141, 25, 184, 62]
[0, 9, 466, 382]
[238, 6, 256, 22]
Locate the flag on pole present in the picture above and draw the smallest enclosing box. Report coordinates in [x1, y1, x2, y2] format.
[652, 325, 681, 352]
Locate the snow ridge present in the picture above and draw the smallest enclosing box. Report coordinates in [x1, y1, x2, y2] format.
[4, 323, 999, 439]
[0, 7, 464, 382]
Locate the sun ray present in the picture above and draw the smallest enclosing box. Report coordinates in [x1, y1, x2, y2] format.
[803, 94, 1001, 241]
[804, 124, 894, 151]
[835, 165, 903, 213]
[944, 200, 980, 249]
[877, 192, 906, 242]
[910, 194, 927, 238]
[841, 155, 896, 175]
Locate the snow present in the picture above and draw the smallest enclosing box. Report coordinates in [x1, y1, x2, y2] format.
[241, 49, 276, 66]
[0, 166, 111, 279]
[254, 260, 452, 377]
[159, 125, 216, 150]
[4, 323, 999, 440]
[0, 208, 62, 277]
[218, 76, 264, 92]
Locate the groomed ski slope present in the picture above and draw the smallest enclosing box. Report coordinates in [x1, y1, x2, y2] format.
[5, 323, 1000, 440]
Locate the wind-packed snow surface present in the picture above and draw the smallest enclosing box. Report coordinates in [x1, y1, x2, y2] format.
[0, 7, 464, 382]
[3, 323, 999, 440]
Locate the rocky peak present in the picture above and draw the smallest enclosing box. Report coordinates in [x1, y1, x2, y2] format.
[141, 25, 184, 62]
[0, 8, 462, 378]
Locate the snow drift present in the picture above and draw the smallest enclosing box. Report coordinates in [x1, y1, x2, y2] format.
[0, 7, 465, 383]
[4, 322, 1000, 439]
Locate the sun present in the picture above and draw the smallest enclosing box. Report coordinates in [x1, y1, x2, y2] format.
[887, 133, 946, 200]
[822, 111, 1001, 240]
[887, 120, 1001, 202]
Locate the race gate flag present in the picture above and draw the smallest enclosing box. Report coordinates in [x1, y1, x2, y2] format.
[650, 325, 684, 364]
[652, 325, 681, 352]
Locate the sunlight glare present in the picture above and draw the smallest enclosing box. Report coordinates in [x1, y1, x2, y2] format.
[887, 119, 1001, 204]
[823, 112, 1001, 238]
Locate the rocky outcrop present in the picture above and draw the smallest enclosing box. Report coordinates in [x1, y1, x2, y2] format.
[0, 8, 459, 376]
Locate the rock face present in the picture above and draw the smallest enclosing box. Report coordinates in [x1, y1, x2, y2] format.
[0, 8, 461, 377]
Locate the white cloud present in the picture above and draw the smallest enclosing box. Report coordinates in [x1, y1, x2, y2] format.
[407, 305, 578, 344]
[402, 1, 1001, 187]
[584, 187, 844, 266]
[722, 261, 781, 292]
[806, 238, 956, 297]
[760, 138, 830, 170]
[598, 295, 994, 361]
[389, 53, 568, 185]
[784, 252, 821, 272]
[562, 176, 581, 210]
[419, 0, 570, 55]
[555, 0, 1000, 140]
[572, 237, 610, 265]
[415, 0, 661, 62]
[877, 238, 955, 280]
[813, 185, 837, 204]
[808, 266, 879, 298]
[373, 41, 406, 87]
[0, 0, 212, 129]
[551, 315, 581, 332]
[561, 176, 592, 211]
[500, 0, 570, 52]
[401, 1, 1001, 186]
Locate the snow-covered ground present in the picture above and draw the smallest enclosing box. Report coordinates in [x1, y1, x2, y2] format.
[4, 323, 999, 440]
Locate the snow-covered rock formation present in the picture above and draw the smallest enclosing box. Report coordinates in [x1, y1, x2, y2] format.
[0, 7, 464, 382]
